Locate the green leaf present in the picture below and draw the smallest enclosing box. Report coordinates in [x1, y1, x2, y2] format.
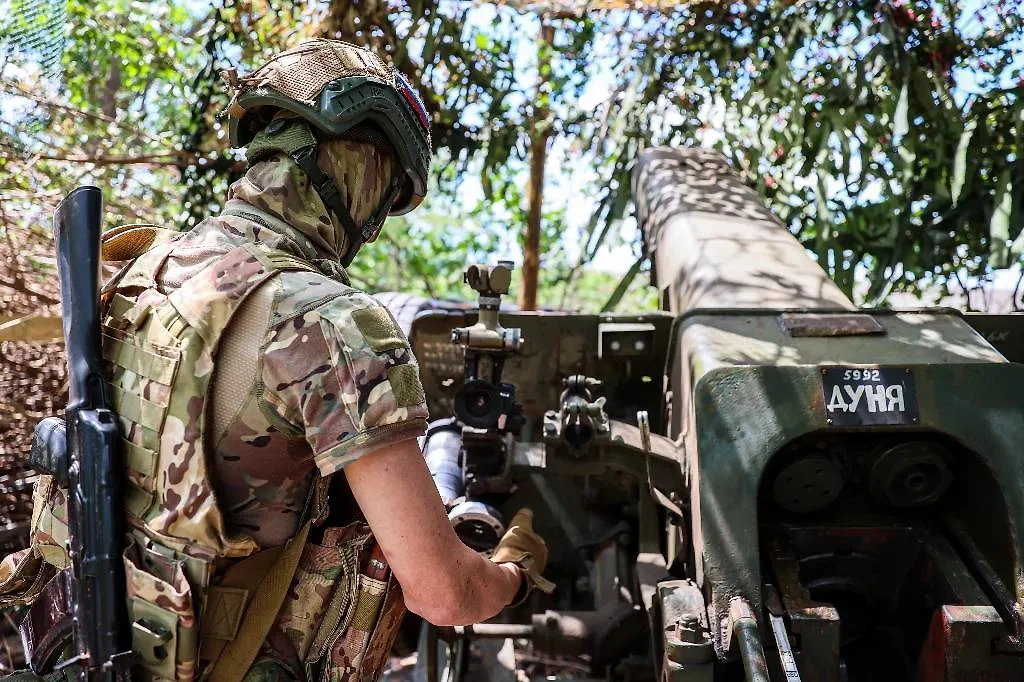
[586, 164, 631, 261]
[990, 171, 1013, 268]
[893, 81, 909, 141]
[835, 113, 851, 178]
[951, 119, 976, 206]
[601, 255, 645, 313]
[818, 10, 836, 35]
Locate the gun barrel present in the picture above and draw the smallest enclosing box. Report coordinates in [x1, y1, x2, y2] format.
[633, 148, 854, 314]
[424, 420, 465, 505]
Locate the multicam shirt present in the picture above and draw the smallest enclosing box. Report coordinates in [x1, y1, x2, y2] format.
[205, 148, 428, 677]
[165, 149, 429, 549]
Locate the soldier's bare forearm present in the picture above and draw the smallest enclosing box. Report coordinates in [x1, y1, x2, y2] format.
[344, 437, 521, 625]
[412, 545, 522, 625]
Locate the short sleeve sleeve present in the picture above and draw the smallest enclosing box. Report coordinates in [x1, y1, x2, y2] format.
[261, 291, 428, 476]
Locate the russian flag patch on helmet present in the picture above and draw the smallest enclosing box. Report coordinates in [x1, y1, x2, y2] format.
[396, 72, 430, 132]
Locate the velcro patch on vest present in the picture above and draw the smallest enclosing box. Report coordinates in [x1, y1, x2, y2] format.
[388, 364, 425, 407]
[352, 306, 406, 353]
[201, 585, 250, 640]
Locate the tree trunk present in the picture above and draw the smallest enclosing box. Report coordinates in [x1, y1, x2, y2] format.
[101, 61, 121, 120]
[519, 20, 554, 311]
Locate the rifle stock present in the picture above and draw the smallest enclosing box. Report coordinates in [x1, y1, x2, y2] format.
[55, 187, 105, 409]
[53, 186, 133, 681]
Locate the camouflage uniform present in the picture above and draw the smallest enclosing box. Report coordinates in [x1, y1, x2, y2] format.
[1, 39, 437, 682]
[203, 145, 427, 550]
[122, 145, 427, 680]
[0, 145, 428, 682]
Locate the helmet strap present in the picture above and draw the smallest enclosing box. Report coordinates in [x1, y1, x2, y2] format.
[289, 143, 402, 267]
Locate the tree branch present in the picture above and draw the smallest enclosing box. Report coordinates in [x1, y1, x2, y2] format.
[0, 275, 60, 305]
[0, 78, 158, 143]
[0, 143, 245, 171]
[473, 0, 683, 17]
[519, 19, 554, 311]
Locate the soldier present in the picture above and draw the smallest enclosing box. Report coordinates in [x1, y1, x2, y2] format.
[0, 40, 551, 682]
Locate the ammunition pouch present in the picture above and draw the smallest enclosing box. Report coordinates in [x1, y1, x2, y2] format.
[123, 534, 201, 681]
[19, 570, 73, 674]
[0, 474, 70, 610]
[0, 477, 74, 678]
[0, 550, 52, 610]
[281, 523, 406, 682]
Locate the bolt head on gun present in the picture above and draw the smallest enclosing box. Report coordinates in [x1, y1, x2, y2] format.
[543, 375, 611, 451]
[30, 416, 69, 486]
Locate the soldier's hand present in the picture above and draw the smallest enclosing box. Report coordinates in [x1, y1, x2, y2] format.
[490, 509, 555, 605]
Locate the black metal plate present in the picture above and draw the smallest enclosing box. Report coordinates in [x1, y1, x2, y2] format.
[964, 313, 1024, 363]
[821, 367, 918, 426]
[410, 311, 673, 427]
[781, 312, 885, 337]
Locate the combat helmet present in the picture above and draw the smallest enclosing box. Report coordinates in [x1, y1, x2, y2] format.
[222, 39, 432, 264]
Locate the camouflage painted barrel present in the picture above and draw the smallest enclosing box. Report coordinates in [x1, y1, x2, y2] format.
[634, 147, 1024, 680]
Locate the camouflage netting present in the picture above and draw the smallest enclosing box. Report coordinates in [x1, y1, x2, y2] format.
[0, 220, 64, 671]
[0, 222, 65, 547]
[1, 0, 71, 543]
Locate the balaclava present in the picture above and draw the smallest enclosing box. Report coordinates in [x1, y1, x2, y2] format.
[227, 135, 398, 263]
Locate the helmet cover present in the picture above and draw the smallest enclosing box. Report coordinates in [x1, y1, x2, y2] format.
[223, 39, 432, 214]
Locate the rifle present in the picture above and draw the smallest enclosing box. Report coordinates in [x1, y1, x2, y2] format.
[51, 186, 133, 680]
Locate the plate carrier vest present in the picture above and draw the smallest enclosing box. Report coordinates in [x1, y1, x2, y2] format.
[94, 231, 405, 682]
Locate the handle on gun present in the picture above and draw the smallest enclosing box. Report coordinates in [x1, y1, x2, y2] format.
[54, 186, 105, 410]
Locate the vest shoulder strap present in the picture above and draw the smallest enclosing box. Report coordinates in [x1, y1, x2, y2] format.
[163, 242, 316, 347]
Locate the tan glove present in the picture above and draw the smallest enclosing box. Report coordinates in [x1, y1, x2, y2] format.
[491, 509, 556, 605]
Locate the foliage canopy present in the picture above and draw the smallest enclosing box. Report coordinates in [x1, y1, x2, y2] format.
[0, 0, 1021, 309]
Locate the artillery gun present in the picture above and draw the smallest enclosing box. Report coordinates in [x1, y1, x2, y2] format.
[398, 147, 1024, 682]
